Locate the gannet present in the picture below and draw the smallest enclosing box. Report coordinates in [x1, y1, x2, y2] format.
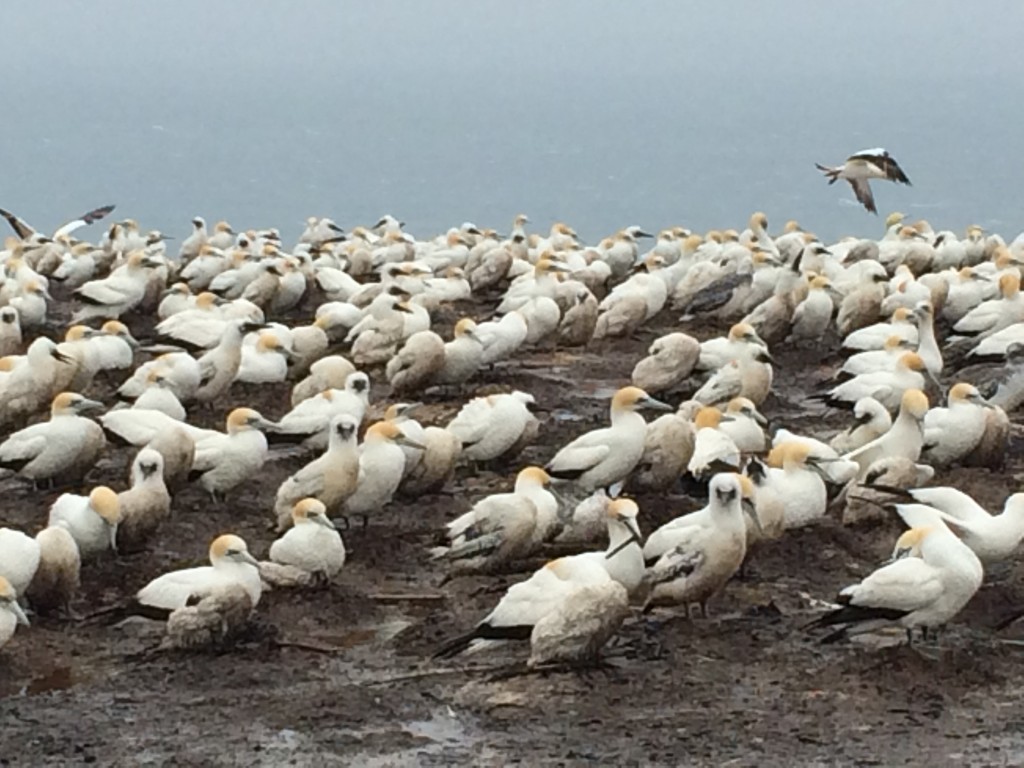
[434, 498, 644, 658]
[687, 406, 741, 479]
[843, 457, 934, 526]
[0, 306, 22, 356]
[432, 318, 484, 386]
[719, 397, 768, 453]
[137, 533, 261, 613]
[816, 352, 928, 412]
[194, 318, 265, 402]
[0, 337, 75, 426]
[267, 371, 370, 450]
[644, 474, 756, 616]
[342, 421, 419, 521]
[631, 332, 700, 394]
[146, 424, 196, 495]
[446, 391, 539, 463]
[129, 369, 187, 420]
[911, 301, 942, 376]
[274, 415, 360, 531]
[788, 275, 836, 343]
[117, 351, 201, 403]
[528, 579, 630, 668]
[546, 386, 671, 491]
[48, 486, 121, 559]
[765, 442, 828, 529]
[557, 285, 599, 346]
[235, 331, 292, 384]
[264, 499, 346, 585]
[0, 577, 29, 649]
[476, 311, 529, 365]
[696, 322, 767, 371]
[178, 216, 208, 261]
[7, 279, 49, 329]
[399, 424, 461, 496]
[0, 527, 41, 597]
[72, 250, 161, 322]
[829, 396, 893, 454]
[843, 388, 928, 479]
[626, 402, 696, 493]
[836, 262, 889, 336]
[189, 408, 272, 501]
[839, 334, 915, 378]
[24, 525, 80, 616]
[0, 202, 114, 242]
[0, 392, 105, 487]
[921, 383, 987, 466]
[806, 526, 982, 643]
[116, 448, 171, 554]
[290, 355, 356, 407]
[816, 148, 912, 214]
[953, 274, 1024, 337]
[385, 330, 445, 394]
[842, 307, 918, 351]
[433, 467, 556, 579]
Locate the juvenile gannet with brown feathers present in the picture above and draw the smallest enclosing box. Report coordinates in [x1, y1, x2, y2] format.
[627, 402, 696, 493]
[274, 415, 360, 531]
[631, 332, 700, 394]
[0, 392, 105, 487]
[816, 148, 912, 214]
[48, 486, 121, 559]
[0, 306, 22, 356]
[546, 386, 671, 491]
[116, 448, 172, 553]
[386, 329, 445, 394]
[25, 525, 81, 616]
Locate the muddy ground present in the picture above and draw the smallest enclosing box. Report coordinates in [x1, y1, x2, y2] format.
[4, 288, 1024, 767]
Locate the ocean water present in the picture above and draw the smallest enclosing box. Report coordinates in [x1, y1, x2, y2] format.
[3, 0, 1023, 244]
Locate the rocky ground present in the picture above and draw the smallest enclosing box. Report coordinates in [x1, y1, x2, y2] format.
[3, 292, 1024, 767]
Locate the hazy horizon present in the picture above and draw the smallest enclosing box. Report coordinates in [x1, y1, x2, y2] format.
[4, 1, 1023, 244]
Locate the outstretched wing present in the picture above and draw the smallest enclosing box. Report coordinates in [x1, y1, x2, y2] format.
[54, 204, 116, 238]
[848, 150, 911, 186]
[0, 208, 35, 239]
[848, 177, 877, 214]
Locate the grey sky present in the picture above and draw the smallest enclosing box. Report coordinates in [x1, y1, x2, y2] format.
[3, 1, 1023, 242]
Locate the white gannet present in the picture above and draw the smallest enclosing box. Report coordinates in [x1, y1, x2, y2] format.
[0, 337, 76, 426]
[264, 499, 346, 584]
[189, 408, 272, 502]
[806, 526, 982, 643]
[644, 474, 756, 616]
[343, 421, 420, 521]
[817, 352, 929, 412]
[25, 525, 81, 616]
[72, 250, 161, 321]
[842, 307, 918, 351]
[47, 486, 121, 559]
[117, 351, 201, 403]
[546, 386, 672, 491]
[839, 334, 915, 378]
[922, 383, 988, 466]
[273, 414, 360, 530]
[477, 311, 529, 365]
[815, 148, 912, 214]
[137, 533, 261, 612]
[116, 448, 172, 554]
[0, 576, 30, 649]
[765, 442, 828, 529]
[432, 318, 484, 386]
[631, 332, 700, 394]
[0, 392, 105, 488]
[788, 275, 837, 343]
[433, 498, 644, 658]
[0, 527, 41, 597]
[446, 391, 539, 463]
[719, 397, 768, 453]
[194, 318, 265, 402]
[843, 388, 928, 479]
[235, 331, 292, 384]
